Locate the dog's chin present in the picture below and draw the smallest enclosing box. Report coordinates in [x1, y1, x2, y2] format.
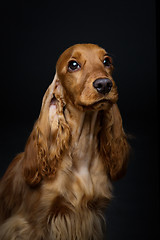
[78, 99, 114, 111]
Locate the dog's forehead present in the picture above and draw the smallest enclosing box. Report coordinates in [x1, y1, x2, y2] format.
[72, 46, 107, 60]
[70, 44, 106, 56]
[57, 44, 107, 66]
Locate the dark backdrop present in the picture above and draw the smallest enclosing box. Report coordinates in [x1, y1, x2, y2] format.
[1, 0, 158, 239]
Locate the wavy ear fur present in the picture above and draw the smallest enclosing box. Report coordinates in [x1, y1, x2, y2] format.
[23, 125, 48, 186]
[23, 76, 70, 187]
[100, 104, 130, 181]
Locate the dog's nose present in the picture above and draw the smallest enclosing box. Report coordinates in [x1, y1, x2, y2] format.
[93, 78, 113, 94]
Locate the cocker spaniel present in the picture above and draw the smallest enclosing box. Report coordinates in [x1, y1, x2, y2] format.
[0, 44, 130, 240]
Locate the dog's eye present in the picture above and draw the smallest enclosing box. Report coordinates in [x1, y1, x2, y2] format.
[68, 60, 81, 72]
[103, 57, 112, 67]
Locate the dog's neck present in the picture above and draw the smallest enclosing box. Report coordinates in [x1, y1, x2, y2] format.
[65, 103, 101, 170]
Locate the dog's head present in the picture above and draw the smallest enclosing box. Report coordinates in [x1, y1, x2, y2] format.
[55, 43, 118, 111]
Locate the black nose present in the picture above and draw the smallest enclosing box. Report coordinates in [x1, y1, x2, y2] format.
[93, 78, 113, 94]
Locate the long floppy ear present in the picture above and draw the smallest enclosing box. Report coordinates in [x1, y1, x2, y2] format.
[100, 104, 130, 181]
[22, 75, 70, 187]
[23, 125, 48, 186]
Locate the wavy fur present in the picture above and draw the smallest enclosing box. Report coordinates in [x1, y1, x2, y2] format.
[0, 44, 130, 240]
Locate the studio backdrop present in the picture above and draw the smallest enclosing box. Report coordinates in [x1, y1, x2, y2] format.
[1, 1, 158, 240]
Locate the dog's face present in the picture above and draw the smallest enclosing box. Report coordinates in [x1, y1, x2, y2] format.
[56, 44, 118, 111]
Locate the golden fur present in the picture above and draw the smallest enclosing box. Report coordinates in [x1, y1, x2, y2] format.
[0, 44, 130, 240]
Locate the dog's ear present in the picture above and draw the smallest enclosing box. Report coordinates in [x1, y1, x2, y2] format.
[100, 104, 130, 180]
[23, 125, 48, 186]
[23, 75, 70, 187]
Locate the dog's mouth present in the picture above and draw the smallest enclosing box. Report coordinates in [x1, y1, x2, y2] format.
[78, 84, 118, 111]
[79, 99, 113, 110]
[89, 99, 109, 107]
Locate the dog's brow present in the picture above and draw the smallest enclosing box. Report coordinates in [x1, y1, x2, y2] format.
[71, 51, 82, 60]
[97, 49, 107, 56]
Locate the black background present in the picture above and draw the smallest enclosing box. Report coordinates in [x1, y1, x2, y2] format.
[0, 0, 158, 239]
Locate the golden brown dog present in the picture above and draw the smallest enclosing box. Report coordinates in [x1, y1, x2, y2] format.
[0, 44, 130, 240]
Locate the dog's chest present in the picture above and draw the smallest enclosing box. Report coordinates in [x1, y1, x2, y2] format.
[55, 149, 112, 209]
[46, 156, 111, 240]
[74, 156, 111, 202]
[44, 111, 112, 211]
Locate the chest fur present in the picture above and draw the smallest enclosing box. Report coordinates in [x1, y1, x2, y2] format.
[46, 110, 112, 207]
[43, 152, 112, 210]
[42, 153, 112, 240]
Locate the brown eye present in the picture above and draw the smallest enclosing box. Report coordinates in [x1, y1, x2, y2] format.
[68, 60, 81, 72]
[103, 57, 112, 67]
